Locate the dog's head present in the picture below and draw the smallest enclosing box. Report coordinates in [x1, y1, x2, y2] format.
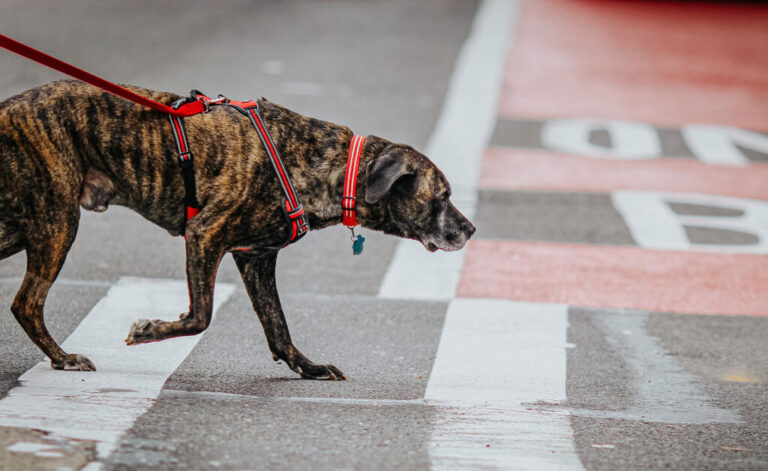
[363, 144, 476, 252]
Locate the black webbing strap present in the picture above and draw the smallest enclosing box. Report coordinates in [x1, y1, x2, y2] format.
[168, 113, 200, 232]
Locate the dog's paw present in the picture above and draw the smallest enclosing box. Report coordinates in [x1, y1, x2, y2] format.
[125, 318, 161, 345]
[51, 354, 96, 371]
[295, 362, 346, 381]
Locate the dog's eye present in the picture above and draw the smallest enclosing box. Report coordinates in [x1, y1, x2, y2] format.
[441, 192, 450, 201]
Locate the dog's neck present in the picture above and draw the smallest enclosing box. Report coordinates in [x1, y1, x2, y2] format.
[302, 134, 391, 231]
[259, 102, 390, 232]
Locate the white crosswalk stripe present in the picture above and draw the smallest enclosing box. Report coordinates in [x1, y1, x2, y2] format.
[0, 277, 235, 460]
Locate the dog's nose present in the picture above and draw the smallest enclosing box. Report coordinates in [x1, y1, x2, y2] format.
[465, 222, 476, 237]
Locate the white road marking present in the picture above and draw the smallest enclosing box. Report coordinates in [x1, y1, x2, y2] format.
[682, 125, 768, 166]
[6, 442, 65, 455]
[0, 277, 235, 459]
[163, 389, 427, 407]
[376, 0, 582, 467]
[612, 190, 768, 253]
[378, 0, 514, 301]
[426, 299, 583, 470]
[541, 118, 662, 159]
[582, 311, 741, 424]
[611, 191, 689, 249]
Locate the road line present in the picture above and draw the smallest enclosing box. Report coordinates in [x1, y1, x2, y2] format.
[163, 389, 427, 407]
[378, 0, 515, 301]
[0, 277, 235, 459]
[584, 310, 741, 424]
[426, 299, 582, 470]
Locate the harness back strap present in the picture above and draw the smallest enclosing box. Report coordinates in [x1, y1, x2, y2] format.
[343, 135, 367, 227]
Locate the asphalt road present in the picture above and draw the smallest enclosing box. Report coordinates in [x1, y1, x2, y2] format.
[1, 1, 768, 470]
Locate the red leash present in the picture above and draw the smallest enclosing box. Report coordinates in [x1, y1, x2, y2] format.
[0, 33, 205, 117]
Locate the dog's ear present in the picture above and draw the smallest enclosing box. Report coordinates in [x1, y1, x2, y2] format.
[365, 147, 413, 204]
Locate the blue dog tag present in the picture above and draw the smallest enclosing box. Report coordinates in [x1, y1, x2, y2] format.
[352, 234, 365, 255]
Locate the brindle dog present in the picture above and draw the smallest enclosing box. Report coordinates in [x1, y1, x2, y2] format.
[0, 80, 475, 380]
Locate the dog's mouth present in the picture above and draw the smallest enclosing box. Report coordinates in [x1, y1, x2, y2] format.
[421, 239, 466, 252]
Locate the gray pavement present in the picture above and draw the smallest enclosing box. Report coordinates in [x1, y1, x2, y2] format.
[568, 308, 768, 469]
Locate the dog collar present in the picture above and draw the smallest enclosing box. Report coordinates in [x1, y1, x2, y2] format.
[342, 135, 366, 227]
[343, 135, 366, 255]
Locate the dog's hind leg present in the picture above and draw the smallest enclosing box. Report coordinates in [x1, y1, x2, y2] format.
[233, 252, 345, 380]
[11, 211, 95, 371]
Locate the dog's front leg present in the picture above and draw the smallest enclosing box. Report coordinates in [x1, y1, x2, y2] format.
[233, 252, 345, 380]
[125, 216, 225, 345]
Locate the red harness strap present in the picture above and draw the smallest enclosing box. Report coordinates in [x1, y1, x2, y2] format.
[225, 98, 308, 245]
[343, 135, 367, 227]
[170, 93, 309, 247]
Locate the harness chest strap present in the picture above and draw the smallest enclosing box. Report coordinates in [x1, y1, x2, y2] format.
[228, 99, 308, 244]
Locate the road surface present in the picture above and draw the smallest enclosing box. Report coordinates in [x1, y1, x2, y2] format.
[0, 0, 767, 469]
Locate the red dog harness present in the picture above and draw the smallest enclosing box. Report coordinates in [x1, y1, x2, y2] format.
[168, 92, 308, 247]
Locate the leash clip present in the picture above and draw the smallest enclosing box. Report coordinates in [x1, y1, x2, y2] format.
[198, 94, 229, 113]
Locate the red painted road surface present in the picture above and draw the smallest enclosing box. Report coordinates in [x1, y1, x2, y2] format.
[459, 240, 768, 317]
[499, 0, 768, 130]
[480, 148, 768, 200]
[461, 0, 768, 317]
